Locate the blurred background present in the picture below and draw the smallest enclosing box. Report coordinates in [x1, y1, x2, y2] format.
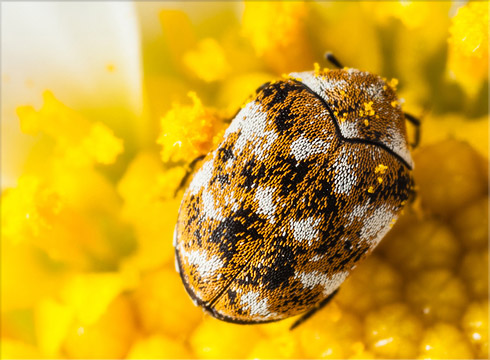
[1, 1, 488, 359]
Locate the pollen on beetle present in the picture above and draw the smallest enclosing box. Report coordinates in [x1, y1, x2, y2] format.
[363, 101, 375, 116]
[389, 78, 399, 90]
[314, 62, 321, 76]
[375, 164, 388, 174]
[377, 177, 383, 184]
[367, 186, 375, 193]
[359, 110, 364, 116]
[364, 119, 369, 126]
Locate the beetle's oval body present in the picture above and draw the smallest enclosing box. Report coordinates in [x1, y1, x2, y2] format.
[174, 67, 414, 324]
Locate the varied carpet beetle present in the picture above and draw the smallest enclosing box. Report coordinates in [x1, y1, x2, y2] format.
[174, 54, 417, 328]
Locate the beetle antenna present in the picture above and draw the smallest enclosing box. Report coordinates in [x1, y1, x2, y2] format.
[325, 52, 343, 69]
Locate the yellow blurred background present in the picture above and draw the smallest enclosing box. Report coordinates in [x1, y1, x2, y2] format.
[1, 1, 488, 359]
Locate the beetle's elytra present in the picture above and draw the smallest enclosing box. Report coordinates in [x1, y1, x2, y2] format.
[174, 64, 414, 326]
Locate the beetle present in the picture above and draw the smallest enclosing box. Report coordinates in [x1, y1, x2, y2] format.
[174, 53, 418, 329]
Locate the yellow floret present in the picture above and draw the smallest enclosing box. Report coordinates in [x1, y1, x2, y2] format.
[406, 269, 468, 323]
[63, 295, 137, 359]
[451, 196, 489, 250]
[413, 139, 488, 218]
[460, 250, 489, 300]
[365, 303, 423, 359]
[242, 1, 313, 73]
[419, 323, 474, 359]
[379, 215, 461, 273]
[183, 38, 231, 82]
[190, 318, 262, 359]
[297, 303, 363, 359]
[462, 300, 489, 359]
[248, 330, 302, 359]
[158, 91, 223, 164]
[336, 256, 402, 314]
[448, 1, 489, 97]
[132, 268, 203, 338]
[126, 334, 192, 359]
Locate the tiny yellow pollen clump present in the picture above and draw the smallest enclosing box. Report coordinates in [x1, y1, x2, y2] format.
[314, 62, 321, 76]
[375, 164, 388, 174]
[364, 119, 370, 126]
[368, 186, 375, 193]
[158, 91, 223, 164]
[364, 101, 375, 116]
[359, 110, 364, 116]
[377, 177, 383, 184]
[388, 78, 399, 90]
[391, 100, 399, 108]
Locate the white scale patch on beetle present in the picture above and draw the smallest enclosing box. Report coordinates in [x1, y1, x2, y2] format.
[290, 71, 348, 96]
[290, 217, 322, 245]
[201, 188, 225, 221]
[360, 203, 398, 246]
[226, 101, 279, 161]
[331, 147, 359, 195]
[295, 270, 349, 296]
[290, 134, 331, 161]
[188, 157, 214, 195]
[386, 126, 414, 167]
[339, 120, 360, 138]
[255, 186, 278, 223]
[240, 291, 276, 318]
[180, 247, 224, 279]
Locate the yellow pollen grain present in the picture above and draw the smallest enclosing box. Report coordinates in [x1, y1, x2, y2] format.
[375, 164, 388, 174]
[377, 177, 383, 184]
[367, 186, 375, 193]
[389, 78, 399, 90]
[359, 110, 364, 116]
[391, 100, 399, 108]
[314, 62, 321, 76]
[364, 101, 375, 116]
[364, 119, 369, 126]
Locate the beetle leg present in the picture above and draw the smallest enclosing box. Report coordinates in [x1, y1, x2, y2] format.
[174, 154, 206, 197]
[290, 288, 339, 330]
[404, 112, 421, 149]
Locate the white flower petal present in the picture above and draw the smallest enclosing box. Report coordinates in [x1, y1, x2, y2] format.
[2, 2, 143, 188]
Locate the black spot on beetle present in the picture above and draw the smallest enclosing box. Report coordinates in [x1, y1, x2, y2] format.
[227, 289, 237, 305]
[217, 146, 234, 163]
[274, 104, 295, 132]
[262, 241, 304, 291]
[210, 208, 265, 263]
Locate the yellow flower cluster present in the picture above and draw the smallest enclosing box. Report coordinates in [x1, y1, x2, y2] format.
[448, 1, 489, 97]
[2, 1, 488, 359]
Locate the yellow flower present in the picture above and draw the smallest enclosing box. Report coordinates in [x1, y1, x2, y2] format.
[242, 1, 314, 73]
[184, 38, 231, 82]
[448, 1, 489, 97]
[157, 91, 224, 164]
[2, 2, 488, 359]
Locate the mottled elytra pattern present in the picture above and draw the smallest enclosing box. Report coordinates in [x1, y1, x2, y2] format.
[175, 68, 414, 324]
